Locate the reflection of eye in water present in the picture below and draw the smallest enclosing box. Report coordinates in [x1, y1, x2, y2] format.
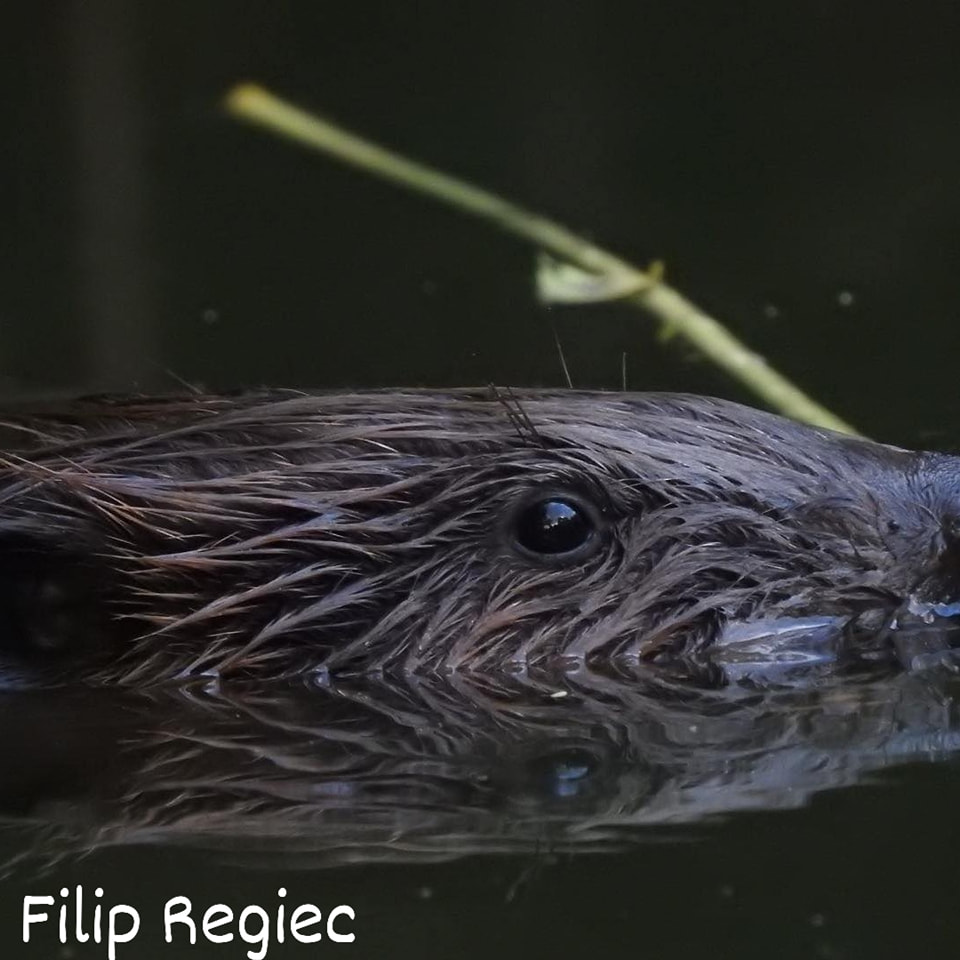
[538, 750, 597, 800]
[3, 666, 960, 875]
[496, 743, 660, 813]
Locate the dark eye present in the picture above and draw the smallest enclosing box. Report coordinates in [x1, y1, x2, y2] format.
[512, 496, 600, 560]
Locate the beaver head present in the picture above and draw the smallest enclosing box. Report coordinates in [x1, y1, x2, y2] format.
[0, 388, 957, 685]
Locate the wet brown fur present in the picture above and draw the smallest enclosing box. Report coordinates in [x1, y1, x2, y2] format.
[0, 388, 958, 685]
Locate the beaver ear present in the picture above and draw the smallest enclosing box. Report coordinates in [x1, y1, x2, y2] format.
[0, 521, 106, 665]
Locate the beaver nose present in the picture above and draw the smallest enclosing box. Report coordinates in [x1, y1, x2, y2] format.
[907, 516, 960, 609]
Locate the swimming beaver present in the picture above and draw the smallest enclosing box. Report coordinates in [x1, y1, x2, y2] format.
[0, 388, 957, 685]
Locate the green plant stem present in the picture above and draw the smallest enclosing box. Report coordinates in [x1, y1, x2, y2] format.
[224, 83, 858, 436]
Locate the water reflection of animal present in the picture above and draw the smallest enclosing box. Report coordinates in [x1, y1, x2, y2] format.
[1, 388, 960, 685]
[3, 667, 960, 872]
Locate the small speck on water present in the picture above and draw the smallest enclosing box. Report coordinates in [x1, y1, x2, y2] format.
[201, 307, 221, 325]
[421, 279, 438, 295]
[810, 913, 826, 928]
[836, 290, 855, 307]
[762, 303, 781, 320]
[417, 886, 434, 900]
[719, 884, 735, 899]
[550, 690, 569, 699]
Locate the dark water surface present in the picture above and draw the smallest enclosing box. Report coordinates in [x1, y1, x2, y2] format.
[5, 2, 960, 957]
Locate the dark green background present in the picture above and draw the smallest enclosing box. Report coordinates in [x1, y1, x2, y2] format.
[4, 2, 960, 957]
[7, 2, 960, 445]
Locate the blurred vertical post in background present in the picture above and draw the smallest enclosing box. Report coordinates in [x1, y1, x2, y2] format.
[69, 0, 158, 389]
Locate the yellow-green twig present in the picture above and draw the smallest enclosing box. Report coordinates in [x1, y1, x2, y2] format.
[224, 83, 857, 436]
